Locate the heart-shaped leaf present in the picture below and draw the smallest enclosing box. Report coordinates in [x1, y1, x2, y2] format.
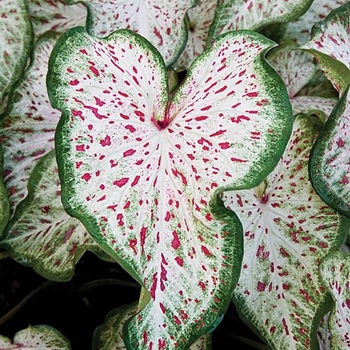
[309, 87, 350, 217]
[93, 302, 212, 349]
[283, 0, 348, 46]
[207, 0, 313, 43]
[48, 27, 292, 349]
[222, 114, 349, 349]
[0, 325, 71, 349]
[67, 0, 197, 67]
[319, 251, 350, 349]
[0, 35, 61, 217]
[302, 2, 350, 93]
[0, 150, 115, 282]
[0, 0, 33, 115]
[28, 0, 87, 39]
[175, 0, 217, 68]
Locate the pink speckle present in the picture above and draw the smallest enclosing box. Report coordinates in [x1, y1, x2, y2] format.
[82, 173, 91, 182]
[257, 281, 266, 292]
[123, 149, 136, 157]
[100, 135, 111, 147]
[171, 231, 180, 250]
[113, 178, 129, 187]
[201, 245, 213, 256]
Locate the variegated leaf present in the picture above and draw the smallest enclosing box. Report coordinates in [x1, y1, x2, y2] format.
[0, 144, 10, 238]
[68, 0, 197, 67]
[207, 0, 313, 43]
[267, 41, 317, 99]
[93, 302, 212, 350]
[222, 114, 348, 349]
[0, 0, 33, 115]
[283, 0, 348, 46]
[317, 312, 332, 350]
[310, 87, 350, 217]
[175, 0, 216, 68]
[28, 0, 87, 40]
[302, 2, 350, 93]
[319, 251, 350, 349]
[48, 27, 292, 349]
[0, 150, 115, 282]
[292, 96, 337, 118]
[0, 35, 60, 217]
[0, 325, 71, 349]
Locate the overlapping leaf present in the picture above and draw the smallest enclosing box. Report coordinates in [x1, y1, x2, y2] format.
[67, 0, 197, 67]
[0, 0, 33, 115]
[93, 302, 212, 349]
[28, 0, 87, 40]
[309, 87, 350, 217]
[302, 2, 350, 93]
[0, 35, 61, 216]
[319, 251, 350, 349]
[207, 0, 313, 43]
[48, 27, 292, 349]
[222, 114, 348, 349]
[283, 0, 348, 46]
[266, 41, 338, 117]
[175, 0, 217, 68]
[0, 325, 71, 349]
[0, 150, 115, 281]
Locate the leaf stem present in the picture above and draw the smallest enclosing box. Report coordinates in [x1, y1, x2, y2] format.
[77, 278, 140, 295]
[0, 280, 56, 325]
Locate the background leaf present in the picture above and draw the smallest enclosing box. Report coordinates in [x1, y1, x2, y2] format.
[71, 0, 198, 67]
[0, 324, 71, 349]
[302, 2, 350, 93]
[310, 87, 350, 217]
[28, 0, 87, 40]
[0, 35, 60, 217]
[319, 251, 350, 349]
[0, 0, 33, 115]
[0, 150, 115, 282]
[207, 0, 313, 43]
[223, 114, 348, 349]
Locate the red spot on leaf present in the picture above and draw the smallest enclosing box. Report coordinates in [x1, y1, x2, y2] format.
[175, 257, 183, 266]
[69, 79, 79, 86]
[123, 149, 136, 157]
[171, 231, 180, 250]
[82, 173, 91, 182]
[100, 135, 111, 147]
[113, 178, 129, 187]
[201, 245, 213, 256]
[257, 281, 266, 292]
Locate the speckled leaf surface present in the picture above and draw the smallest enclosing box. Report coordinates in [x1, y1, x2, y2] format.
[319, 251, 350, 349]
[28, 0, 87, 40]
[175, 0, 216, 68]
[222, 114, 348, 350]
[48, 27, 292, 349]
[70, 0, 197, 67]
[93, 303, 212, 349]
[0, 35, 60, 217]
[283, 0, 348, 46]
[291, 96, 337, 118]
[207, 0, 313, 43]
[267, 42, 316, 99]
[0, 324, 71, 349]
[302, 3, 350, 93]
[0, 150, 114, 282]
[317, 313, 331, 350]
[310, 87, 350, 217]
[0, 0, 33, 115]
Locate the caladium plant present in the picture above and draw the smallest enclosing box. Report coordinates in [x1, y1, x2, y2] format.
[47, 27, 291, 349]
[2, 0, 350, 349]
